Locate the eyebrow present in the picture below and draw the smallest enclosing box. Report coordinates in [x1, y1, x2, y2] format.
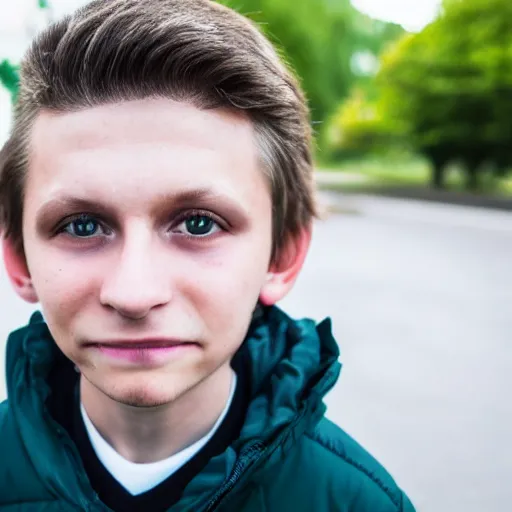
[35, 187, 249, 231]
[154, 188, 243, 214]
[150, 188, 249, 224]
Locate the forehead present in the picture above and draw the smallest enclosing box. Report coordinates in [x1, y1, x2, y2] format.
[26, 98, 268, 211]
[31, 98, 254, 154]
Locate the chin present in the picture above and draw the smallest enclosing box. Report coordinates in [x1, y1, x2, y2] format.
[117, 393, 171, 409]
[101, 378, 187, 409]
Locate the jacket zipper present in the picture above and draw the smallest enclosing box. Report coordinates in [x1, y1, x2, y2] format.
[205, 441, 265, 512]
[52, 421, 107, 511]
[205, 403, 314, 512]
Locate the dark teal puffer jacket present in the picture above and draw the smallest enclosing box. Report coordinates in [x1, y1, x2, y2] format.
[0, 307, 415, 511]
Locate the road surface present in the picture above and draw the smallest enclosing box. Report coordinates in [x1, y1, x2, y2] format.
[1, 193, 511, 512]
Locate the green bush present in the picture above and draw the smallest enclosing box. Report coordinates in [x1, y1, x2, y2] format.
[325, 87, 407, 160]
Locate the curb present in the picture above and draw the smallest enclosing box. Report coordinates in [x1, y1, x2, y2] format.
[316, 182, 512, 212]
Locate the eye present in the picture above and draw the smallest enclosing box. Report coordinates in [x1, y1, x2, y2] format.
[60, 214, 108, 238]
[173, 214, 222, 237]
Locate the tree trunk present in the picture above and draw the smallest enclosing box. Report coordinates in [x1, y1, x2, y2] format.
[431, 162, 445, 189]
[466, 164, 479, 191]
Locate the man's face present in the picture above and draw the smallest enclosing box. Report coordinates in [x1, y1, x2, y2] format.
[20, 98, 274, 407]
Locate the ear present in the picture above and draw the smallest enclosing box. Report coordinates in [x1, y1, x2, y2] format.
[2, 236, 38, 303]
[259, 225, 312, 306]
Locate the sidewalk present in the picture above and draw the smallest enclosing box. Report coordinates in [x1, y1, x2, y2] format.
[314, 170, 512, 211]
[314, 170, 369, 186]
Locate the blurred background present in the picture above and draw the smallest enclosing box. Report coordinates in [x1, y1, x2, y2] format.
[1, 1, 511, 511]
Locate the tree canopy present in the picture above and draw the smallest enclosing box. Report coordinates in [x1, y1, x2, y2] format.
[211, 1, 403, 123]
[376, 0, 512, 188]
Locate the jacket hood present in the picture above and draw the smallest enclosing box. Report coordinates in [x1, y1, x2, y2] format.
[5, 305, 341, 510]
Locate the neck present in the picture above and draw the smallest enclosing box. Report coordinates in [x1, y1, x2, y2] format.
[80, 364, 235, 463]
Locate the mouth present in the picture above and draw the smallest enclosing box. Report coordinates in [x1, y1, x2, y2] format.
[85, 339, 200, 364]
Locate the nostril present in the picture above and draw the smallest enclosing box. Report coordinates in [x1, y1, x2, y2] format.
[100, 289, 170, 321]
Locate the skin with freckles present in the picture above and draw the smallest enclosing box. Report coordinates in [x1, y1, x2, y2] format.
[2, 98, 311, 462]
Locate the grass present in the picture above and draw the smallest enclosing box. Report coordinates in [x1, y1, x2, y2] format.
[317, 155, 512, 197]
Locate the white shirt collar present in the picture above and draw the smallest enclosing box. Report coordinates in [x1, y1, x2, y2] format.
[80, 371, 237, 495]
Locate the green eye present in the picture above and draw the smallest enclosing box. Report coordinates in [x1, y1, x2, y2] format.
[184, 215, 216, 236]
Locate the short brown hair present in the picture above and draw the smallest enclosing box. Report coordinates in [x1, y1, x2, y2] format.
[0, 0, 317, 259]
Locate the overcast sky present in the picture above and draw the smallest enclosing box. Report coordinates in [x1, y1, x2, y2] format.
[352, 0, 441, 31]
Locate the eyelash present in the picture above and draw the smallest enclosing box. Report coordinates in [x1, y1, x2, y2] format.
[55, 213, 110, 237]
[172, 210, 226, 239]
[55, 210, 226, 240]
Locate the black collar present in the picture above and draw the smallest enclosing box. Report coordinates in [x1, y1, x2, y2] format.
[49, 359, 249, 512]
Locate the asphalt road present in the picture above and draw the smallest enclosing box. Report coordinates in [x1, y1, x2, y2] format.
[1, 194, 511, 512]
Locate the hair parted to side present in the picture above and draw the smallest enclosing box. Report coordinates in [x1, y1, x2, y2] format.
[0, 0, 318, 260]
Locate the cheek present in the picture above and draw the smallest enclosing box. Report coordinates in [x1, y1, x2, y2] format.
[193, 240, 268, 296]
[183, 243, 269, 333]
[27, 252, 103, 325]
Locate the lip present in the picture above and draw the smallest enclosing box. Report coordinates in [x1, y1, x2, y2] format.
[85, 339, 199, 364]
[85, 337, 195, 347]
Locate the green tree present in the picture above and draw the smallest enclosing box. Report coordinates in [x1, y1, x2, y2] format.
[378, 0, 512, 189]
[219, 0, 403, 124]
[325, 87, 405, 159]
[0, 60, 19, 102]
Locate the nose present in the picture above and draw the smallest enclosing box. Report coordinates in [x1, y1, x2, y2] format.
[100, 230, 171, 320]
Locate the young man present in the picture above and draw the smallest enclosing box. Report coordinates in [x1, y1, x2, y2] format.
[0, 1, 414, 510]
